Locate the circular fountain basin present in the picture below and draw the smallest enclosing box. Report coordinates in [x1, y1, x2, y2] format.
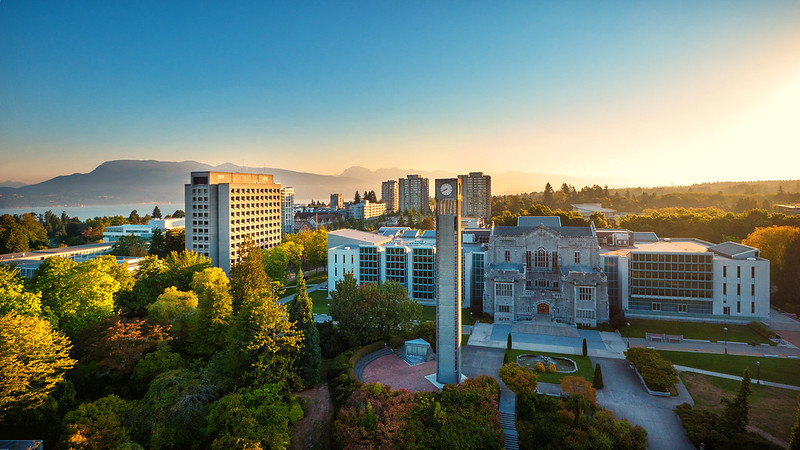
[516, 354, 577, 373]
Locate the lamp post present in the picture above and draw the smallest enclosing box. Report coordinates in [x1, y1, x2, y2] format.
[626, 323, 631, 348]
[757, 361, 760, 385]
[724, 327, 728, 355]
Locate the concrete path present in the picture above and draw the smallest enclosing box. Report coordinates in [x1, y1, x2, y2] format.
[674, 364, 800, 391]
[594, 357, 694, 450]
[277, 280, 327, 304]
[499, 388, 518, 450]
[627, 336, 800, 358]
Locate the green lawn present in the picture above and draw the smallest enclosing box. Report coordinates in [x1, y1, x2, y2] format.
[462, 334, 470, 345]
[506, 349, 594, 384]
[620, 319, 772, 345]
[310, 290, 331, 315]
[658, 350, 800, 386]
[421, 305, 436, 322]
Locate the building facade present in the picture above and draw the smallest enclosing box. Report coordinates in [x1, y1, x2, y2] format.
[330, 193, 344, 211]
[102, 218, 185, 243]
[381, 180, 399, 213]
[398, 174, 430, 213]
[281, 187, 295, 235]
[458, 172, 492, 220]
[185, 171, 282, 273]
[346, 200, 387, 221]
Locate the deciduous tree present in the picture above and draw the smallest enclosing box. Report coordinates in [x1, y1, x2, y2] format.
[499, 362, 537, 395]
[60, 394, 136, 449]
[0, 266, 42, 317]
[190, 268, 233, 355]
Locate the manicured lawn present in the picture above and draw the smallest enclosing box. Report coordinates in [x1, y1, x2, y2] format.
[306, 273, 328, 285]
[658, 350, 800, 386]
[620, 319, 772, 345]
[681, 372, 797, 446]
[421, 305, 436, 322]
[310, 290, 331, 315]
[506, 349, 594, 384]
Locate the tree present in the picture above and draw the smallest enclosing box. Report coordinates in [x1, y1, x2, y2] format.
[0, 265, 42, 317]
[190, 268, 233, 355]
[721, 368, 751, 433]
[507, 333, 513, 351]
[0, 312, 76, 419]
[128, 210, 141, 225]
[542, 183, 555, 207]
[582, 338, 588, 356]
[163, 228, 186, 254]
[593, 363, 604, 389]
[589, 211, 609, 228]
[790, 395, 800, 450]
[170, 209, 185, 219]
[499, 362, 537, 395]
[354, 191, 361, 204]
[230, 240, 273, 312]
[205, 384, 303, 449]
[263, 245, 290, 286]
[18, 213, 48, 249]
[60, 394, 136, 449]
[0, 214, 29, 253]
[419, 215, 435, 230]
[147, 287, 198, 340]
[152, 205, 162, 219]
[329, 274, 422, 345]
[111, 235, 148, 257]
[560, 376, 597, 406]
[226, 290, 303, 387]
[288, 269, 321, 388]
[148, 228, 166, 257]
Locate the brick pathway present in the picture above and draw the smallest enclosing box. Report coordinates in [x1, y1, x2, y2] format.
[361, 354, 439, 392]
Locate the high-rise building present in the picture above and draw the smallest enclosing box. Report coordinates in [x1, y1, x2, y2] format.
[381, 180, 399, 213]
[185, 171, 282, 273]
[330, 193, 344, 211]
[281, 187, 295, 235]
[458, 172, 492, 220]
[398, 174, 429, 213]
[435, 178, 462, 385]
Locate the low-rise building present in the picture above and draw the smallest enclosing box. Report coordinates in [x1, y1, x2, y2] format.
[346, 200, 386, 221]
[102, 218, 185, 243]
[0, 243, 142, 277]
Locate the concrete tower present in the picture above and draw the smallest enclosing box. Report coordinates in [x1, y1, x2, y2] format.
[435, 178, 462, 384]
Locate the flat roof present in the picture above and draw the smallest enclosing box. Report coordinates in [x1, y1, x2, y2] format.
[600, 239, 711, 257]
[327, 229, 392, 245]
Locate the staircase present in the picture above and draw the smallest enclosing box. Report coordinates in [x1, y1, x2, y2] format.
[353, 347, 392, 382]
[500, 411, 519, 449]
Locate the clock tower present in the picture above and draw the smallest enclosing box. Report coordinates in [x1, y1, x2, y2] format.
[435, 178, 462, 384]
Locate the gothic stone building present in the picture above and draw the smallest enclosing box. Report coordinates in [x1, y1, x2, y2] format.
[484, 216, 609, 326]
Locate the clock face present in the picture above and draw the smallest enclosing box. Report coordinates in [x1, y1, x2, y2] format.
[440, 183, 453, 196]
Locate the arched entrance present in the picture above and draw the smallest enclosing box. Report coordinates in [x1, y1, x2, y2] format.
[537, 303, 550, 315]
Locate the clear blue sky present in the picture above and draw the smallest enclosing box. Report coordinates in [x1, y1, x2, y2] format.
[2, 1, 799, 186]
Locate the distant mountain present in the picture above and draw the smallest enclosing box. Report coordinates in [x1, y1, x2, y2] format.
[0, 159, 604, 208]
[0, 180, 28, 188]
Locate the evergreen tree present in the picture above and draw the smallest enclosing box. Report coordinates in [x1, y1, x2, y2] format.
[149, 228, 166, 257]
[593, 363, 604, 389]
[721, 368, 751, 433]
[152, 205, 162, 219]
[507, 333, 512, 351]
[354, 191, 361, 204]
[128, 210, 141, 225]
[288, 269, 321, 389]
[582, 338, 588, 357]
[542, 182, 555, 207]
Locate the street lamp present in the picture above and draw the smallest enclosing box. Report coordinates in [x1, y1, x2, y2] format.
[724, 327, 728, 355]
[757, 361, 760, 385]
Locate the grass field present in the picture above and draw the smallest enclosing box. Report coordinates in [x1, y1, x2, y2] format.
[310, 290, 331, 315]
[620, 318, 772, 345]
[506, 349, 594, 384]
[657, 350, 800, 386]
[680, 372, 797, 447]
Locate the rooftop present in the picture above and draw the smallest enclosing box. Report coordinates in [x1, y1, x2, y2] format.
[327, 229, 391, 245]
[600, 239, 712, 257]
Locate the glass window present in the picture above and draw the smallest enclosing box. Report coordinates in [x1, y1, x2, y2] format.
[678, 304, 688, 313]
[535, 248, 548, 268]
[574, 251, 581, 264]
[495, 283, 513, 297]
[652, 303, 661, 311]
[504, 250, 510, 262]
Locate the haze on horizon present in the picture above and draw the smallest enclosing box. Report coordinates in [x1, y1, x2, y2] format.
[1, 1, 799, 187]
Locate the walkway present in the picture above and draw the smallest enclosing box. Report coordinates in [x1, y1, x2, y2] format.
[673, 365, 800, 391]
[499, 388, 518, 450]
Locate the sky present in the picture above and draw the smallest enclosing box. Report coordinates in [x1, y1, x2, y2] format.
[1, 1, 799, 187]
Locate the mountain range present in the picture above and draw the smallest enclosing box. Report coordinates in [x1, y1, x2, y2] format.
[0, 160, 596, 208]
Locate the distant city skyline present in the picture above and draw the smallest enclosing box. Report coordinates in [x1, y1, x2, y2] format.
[2, 1, 799, 186]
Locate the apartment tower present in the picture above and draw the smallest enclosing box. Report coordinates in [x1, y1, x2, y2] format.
[281, 187, 295, 235]
[185, 171, 282, 273]
[381, 180, 399, 213]
[458, 172, 492, 220]
[398, 174, 430, 213]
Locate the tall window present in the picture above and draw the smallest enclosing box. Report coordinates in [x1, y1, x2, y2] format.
[525, 251, 532, 268]
[504, 250, 510, 262]
[495, 283, 513, 297]
[574, 251, 581, 264]
[723, 266, 727, 277]
[578, 286, 594, 301]
[652, 303, 661, 311]
[737, 266, 741, 278]
[751, 285, 754, 296]
[751, 267, 755, 278]
[535, 248, 548, 268]
[723, 283, 727, 295]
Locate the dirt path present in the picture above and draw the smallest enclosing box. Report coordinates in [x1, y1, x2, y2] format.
[291, 382, 335, 450]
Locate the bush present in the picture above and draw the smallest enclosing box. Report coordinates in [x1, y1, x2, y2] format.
[499, 362, 537, 395]
[547, 364, 557, 373]
[534, 361, 546, 372]
[317, 321, 348, 358]
[675, 403, 780, 450]
[625, 348, 677, 392]
[582, 338, 588, 356]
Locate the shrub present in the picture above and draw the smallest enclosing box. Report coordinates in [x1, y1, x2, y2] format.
[507, 333, 512, 350]
[582, 338, 588, 356]
[534, 361, 546, 372]
[625, 348, 677, 392]
[560, 376, 597, 407]
[547, 364, 557, 373]
[499, 362, 537, 395]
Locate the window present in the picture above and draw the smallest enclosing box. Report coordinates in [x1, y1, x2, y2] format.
[723, 266, 727, 277]
[737, 266, 741, 278]
[724, 306, 730, 315]
[498, 305, 511, 313]
[751, 267, 755, 278]
[535, 248, 548, 268]
[678, 304, 688, 313]
[751, 285, 755, 296]
[652, 303, 661, 311]
[574, 251, 581, 264]
[504, 250, 510, 262]
[737, 284, 741, 295]
[525, 251, 532, 268]
[495, 283, 513, 297]
[751, 303, 755, 314]
[723, 283, 727, 295]
[535, 279, 548, 287]
[578, 287, 594, 301]
[553, 281, 559, 288]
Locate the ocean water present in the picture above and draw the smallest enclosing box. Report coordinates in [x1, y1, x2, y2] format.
[0, 203, 183, 221]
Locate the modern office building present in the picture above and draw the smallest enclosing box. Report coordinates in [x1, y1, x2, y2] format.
[102, 218, 185, 243]
[435, 178, 462, 384]
[185, 171, 282, 273]
[458, 172, 492, 220]
[398, 174, 430, 213]
[0, 243, 141, 277]
[381, 180, 399, 213]
[346, 200, 387, 221]
[330, 193, 344, 211]
[281, 187, 295, 235]
[599, 230, 770, 321]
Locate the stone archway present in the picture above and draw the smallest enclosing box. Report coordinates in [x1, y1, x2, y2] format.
[537, 303, 550, 315]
